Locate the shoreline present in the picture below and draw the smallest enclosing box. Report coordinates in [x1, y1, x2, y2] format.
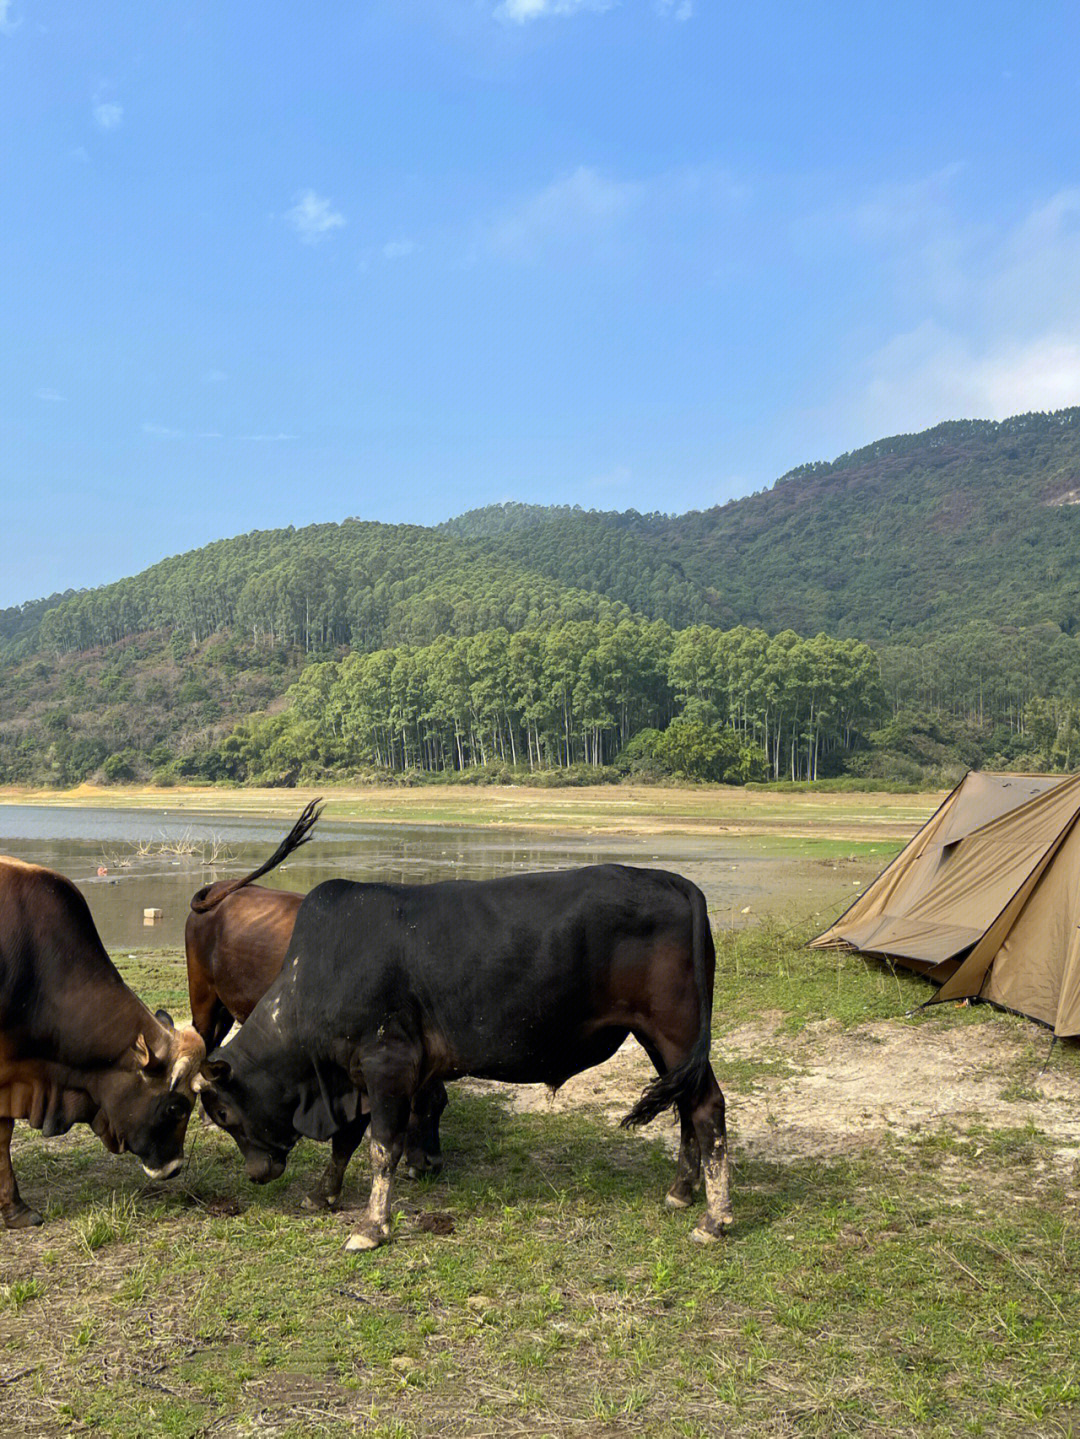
[0, 781, 941, 845]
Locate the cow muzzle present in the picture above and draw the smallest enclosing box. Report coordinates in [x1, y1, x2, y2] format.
[141, 1157, 184, 1182]
[245, 1153, 286, 1184]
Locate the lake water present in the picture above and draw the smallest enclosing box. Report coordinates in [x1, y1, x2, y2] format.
[0, 803, 877, 953]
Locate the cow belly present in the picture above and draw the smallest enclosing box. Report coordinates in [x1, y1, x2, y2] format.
[0, 1074, 97, 1135]
[432, 1021, 630, 1089]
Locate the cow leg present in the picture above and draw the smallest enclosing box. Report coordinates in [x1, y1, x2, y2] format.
[303, 1112, 370, 1211]
[405, 1079, 448, 1178]
[689, 1065, 733, 1244]
[0, 1119, 42, 1230]
[345, 1092, 410, 1252]
[188, 967, 234, 1052]
[666, 1102, 703, 1210]
[634, 1033, 701, 1210]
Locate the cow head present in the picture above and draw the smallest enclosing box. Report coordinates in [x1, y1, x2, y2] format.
[94, 1012, 206, 1180]
[195, 1051, 298, 1183]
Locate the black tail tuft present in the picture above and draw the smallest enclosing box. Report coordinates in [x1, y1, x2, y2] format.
[620, 876, 715, 1129]
[189, 799, 323, 913]
[620, 1042, 710, 1128]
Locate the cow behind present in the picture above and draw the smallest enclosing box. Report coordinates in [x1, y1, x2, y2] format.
[1, 857, 205, 1229]
[199, 864, 732, 1249]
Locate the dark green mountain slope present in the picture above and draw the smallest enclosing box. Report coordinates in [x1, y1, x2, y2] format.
[444, 409, 1080, 639]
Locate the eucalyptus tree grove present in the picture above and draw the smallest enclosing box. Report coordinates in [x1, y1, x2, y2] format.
[217, 619, 885, 783]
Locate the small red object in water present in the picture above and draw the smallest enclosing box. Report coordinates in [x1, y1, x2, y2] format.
[97, 866, 108, 877]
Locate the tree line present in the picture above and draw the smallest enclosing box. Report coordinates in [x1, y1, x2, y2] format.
[197, 619, 884, 785]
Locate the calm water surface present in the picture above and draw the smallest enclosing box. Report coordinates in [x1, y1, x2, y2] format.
[0, 803, 873, 952]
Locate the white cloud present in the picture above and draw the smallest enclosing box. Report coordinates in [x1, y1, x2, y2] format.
[93, 101, 123, 131]
[287, 190, 346, 244]
[382, 239, 418, 260]
[488, 166, 643, 262]
[142, 423, 296, 442]
[495, 0, 614, 23]
[0, 1, 20, 36]
[202, 369, 228, 384]
[35, 388, 66, 402]
[825, 181, 1080, 438]
[655, 0, 693, 19]
[859, 326, 1080, 435]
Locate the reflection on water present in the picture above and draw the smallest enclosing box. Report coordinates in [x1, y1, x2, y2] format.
[0, 803, 874, 954]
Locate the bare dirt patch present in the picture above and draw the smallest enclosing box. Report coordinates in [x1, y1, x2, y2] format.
[466, 1013, 1080, 1173]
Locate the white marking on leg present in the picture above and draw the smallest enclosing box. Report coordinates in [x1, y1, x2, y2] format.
[345, 1138, 394, 1251]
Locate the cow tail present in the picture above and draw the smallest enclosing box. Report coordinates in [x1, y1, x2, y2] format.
[621, 880, 714, 1128]
[189, 799, 323, 914]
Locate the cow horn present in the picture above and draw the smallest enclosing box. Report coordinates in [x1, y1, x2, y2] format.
[167, 1026, 207, 1092]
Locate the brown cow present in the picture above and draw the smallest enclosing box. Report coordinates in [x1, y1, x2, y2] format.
[1, 856, 205, 1229]
[185, 803, 446, 1203]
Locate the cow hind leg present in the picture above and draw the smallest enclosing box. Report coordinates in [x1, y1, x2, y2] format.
[1, 1119, 42, 1230]
[633, 1032, 702, 1211]
[406, 1079, 448, 1179]
[345, 1091, 410, 1252]
[688, 1066, 733, 1244]
[303, 1112, 370, 1211]
[666, 1102, 703, 1211]
[188, 966, 234, 1052]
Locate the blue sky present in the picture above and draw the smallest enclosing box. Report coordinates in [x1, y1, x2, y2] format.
[3, 2, 1080, 606]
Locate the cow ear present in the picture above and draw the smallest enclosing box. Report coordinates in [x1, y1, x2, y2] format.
[292, 1078, 358, 1142]
[134, 1032, 154, 1070]
[202, 1057, 232, 1085]
[292, 1088, 336, 1141]
[155, 1009, 175, 1030]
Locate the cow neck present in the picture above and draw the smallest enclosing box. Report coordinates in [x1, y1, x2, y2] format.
[71, 979, 168, 1069]
[232, 985, 316, 1088]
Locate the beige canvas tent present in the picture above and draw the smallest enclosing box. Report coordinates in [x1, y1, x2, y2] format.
[812, 770, 1080, 1036]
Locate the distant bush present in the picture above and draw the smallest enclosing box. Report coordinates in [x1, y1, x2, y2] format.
[102, 749, 137, 783]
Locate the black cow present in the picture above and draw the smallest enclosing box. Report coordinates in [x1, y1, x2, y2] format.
[185, 801, 447, 1190]
[199, 865, 731, 1249]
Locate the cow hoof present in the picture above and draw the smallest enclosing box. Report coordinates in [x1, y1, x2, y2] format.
[405, 1164, 422, 1181]
[3, 1203, 43, 1230]
[302, 1192, 339, 1211]
[425, 1156, 443, 1175]
[665, 1190, 693, 1211]
[691, 1213, 733, 1244]
[345, 1225, 388, 1252]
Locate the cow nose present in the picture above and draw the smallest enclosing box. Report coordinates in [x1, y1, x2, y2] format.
[141, 1157, 183, 1181]
[246, 1155, 285, 1184]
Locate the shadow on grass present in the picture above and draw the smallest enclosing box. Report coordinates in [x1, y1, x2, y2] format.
[7, 1088, 848, 1245]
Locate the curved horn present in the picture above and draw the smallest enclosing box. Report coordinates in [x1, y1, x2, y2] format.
[166, 1026, 207, 1092]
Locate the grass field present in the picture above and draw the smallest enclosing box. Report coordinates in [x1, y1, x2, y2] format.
[4, 929, 1080, 1439]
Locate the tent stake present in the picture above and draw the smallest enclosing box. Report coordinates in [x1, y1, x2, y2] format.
[1040, 1035, 1059, 1075]
[904, 997, 938, 1019]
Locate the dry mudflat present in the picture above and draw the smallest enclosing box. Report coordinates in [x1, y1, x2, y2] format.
[0, 779, 940, 843]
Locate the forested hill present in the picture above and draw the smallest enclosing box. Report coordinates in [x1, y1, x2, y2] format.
[5, 406, 1080, 788]
[5, 406, 1080, 662]
[443, 409, 1080, 639]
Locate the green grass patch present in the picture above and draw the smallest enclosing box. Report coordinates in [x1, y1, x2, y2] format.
[5, 1097, 1080, 1437]
[4, 922, 1079, 1436]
